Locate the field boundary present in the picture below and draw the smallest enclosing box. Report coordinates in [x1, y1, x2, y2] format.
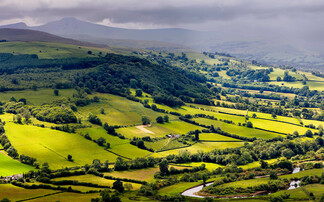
[104, 149, 132, 160]
[16, 191, 63, 202]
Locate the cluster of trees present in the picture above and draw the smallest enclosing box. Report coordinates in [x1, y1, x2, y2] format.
[30, 105, 77, 124]
[114, 157, 156, 171]
[0, 53, 106, 75]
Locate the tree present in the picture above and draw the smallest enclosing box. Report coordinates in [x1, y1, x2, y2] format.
[67, 154, 72, 161]
[113, 180, 124, 192]
[156, 116, 164, 124]
[135, 89, 143, 97]
[272, 113, 277, 119]
[159, 159, 169, 174]
[305, 130, 313, 138]
[246, 121, 253, 128]
[0, 106, 4, 114]
[87, 50, 92, 55]
[260, 160, 268, 169]
[0, 198, 11, 202]
[124, 183, 133, 191]
[163, 115, 169, 123]
[54, 89, 59, 96]
[202, 173, 208, 187]
[100, 108, 105, 114]
[16, 115, 22, 124]
[142, 116, 150, 125]
[194, 129, 200, 141]
[252, 113, 257, 118]
[270, 171, 278, 180]
[96, 137, 106, 146]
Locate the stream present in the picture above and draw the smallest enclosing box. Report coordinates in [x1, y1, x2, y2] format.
[181, 167, 301, 198]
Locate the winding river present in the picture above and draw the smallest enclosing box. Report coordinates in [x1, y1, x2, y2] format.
[181, 167, 301, 198]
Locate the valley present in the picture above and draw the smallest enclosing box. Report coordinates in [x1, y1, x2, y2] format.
[0, 37, 323, 202]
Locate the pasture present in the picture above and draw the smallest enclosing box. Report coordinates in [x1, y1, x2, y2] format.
[198, 133, 242, 142]
[153, 141, 245, 157]
[0, 41, 104, 59]
[2, 115, 121, 169]
[78, 93, 172, 126]
[0, 152, 35, 176]
[192, 118, 280, 139]
[0, 184, 57, 201]
[0, 88, 75, 105]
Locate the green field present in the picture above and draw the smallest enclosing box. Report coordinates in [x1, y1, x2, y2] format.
[51, 174, 142, 190]
[198, 133, 242, 142]
[0, 89, 76, 105]
[0, 42, 105, 59]
[193, 118, 280, 139]
[117, 121, 205, 139]
[2, 114, 121, 169]
[78, 93, 173, 126]
[0, 152, 35, 176]
[158, 176, 222, 196]
[104, 167, 160, 182]
[250, 118, 317, 135]
[0, 184, 57, 201]
[153, 141, 245, 157]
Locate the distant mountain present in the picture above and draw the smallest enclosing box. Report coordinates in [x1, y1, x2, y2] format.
[62, 34, 190, 51]
[31, 17, 202, 45]
[0, 22, 28, 29]
[0, 28, 106, 48]
[1, 17, 324, 71]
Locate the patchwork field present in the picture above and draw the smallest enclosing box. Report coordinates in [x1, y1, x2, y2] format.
[78, 93, 173, 126]
[0, 184, 58, 201]
[192, 118, 280, 139]
[0, 152, 35, 176]
[2, 115, 121, 169]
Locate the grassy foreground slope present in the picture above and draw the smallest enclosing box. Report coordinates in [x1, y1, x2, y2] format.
[1, 114, 121, 169]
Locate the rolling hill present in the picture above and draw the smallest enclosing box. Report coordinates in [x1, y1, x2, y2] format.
[0, 28, 106, 48]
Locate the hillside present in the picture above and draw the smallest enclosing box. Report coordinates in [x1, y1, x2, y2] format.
[0, 28, 106, 48]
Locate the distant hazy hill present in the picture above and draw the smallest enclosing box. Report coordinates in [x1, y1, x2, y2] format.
[1, 18, 323, 71]
[0, 28, 106, 48]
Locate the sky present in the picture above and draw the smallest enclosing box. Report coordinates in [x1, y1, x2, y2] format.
[0, 0, 323, 50]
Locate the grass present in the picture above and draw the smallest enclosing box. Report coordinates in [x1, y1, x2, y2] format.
[175, 162, 224, 170]
[117, 121, 205, 139]
[0, 41, 105, 59]
[250, 118, 317, 135]
[78, 127, 152, 159]
[0, 184, 57, 201]
[198, 133, 242, 142]
[104, 167, 160, 182]
[0, 88, 76, 105]
[51, 175, 142, 190]
[2, 114, 121, 169]
[239, 159, 278, 170]
[193, 118, 280, 139]
[161, 139, 187, 151]
[78, 93, 174, 126]
[153, 142, 245, 157]
[30, 192, 100, 202]
[144, 138, 169, 151]
[279, 168, 324, 179]
[0, 152, 35, 176]
[158, 176, 222, 196]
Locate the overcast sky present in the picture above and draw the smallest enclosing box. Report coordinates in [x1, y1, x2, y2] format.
[0, 0, 323, 48]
